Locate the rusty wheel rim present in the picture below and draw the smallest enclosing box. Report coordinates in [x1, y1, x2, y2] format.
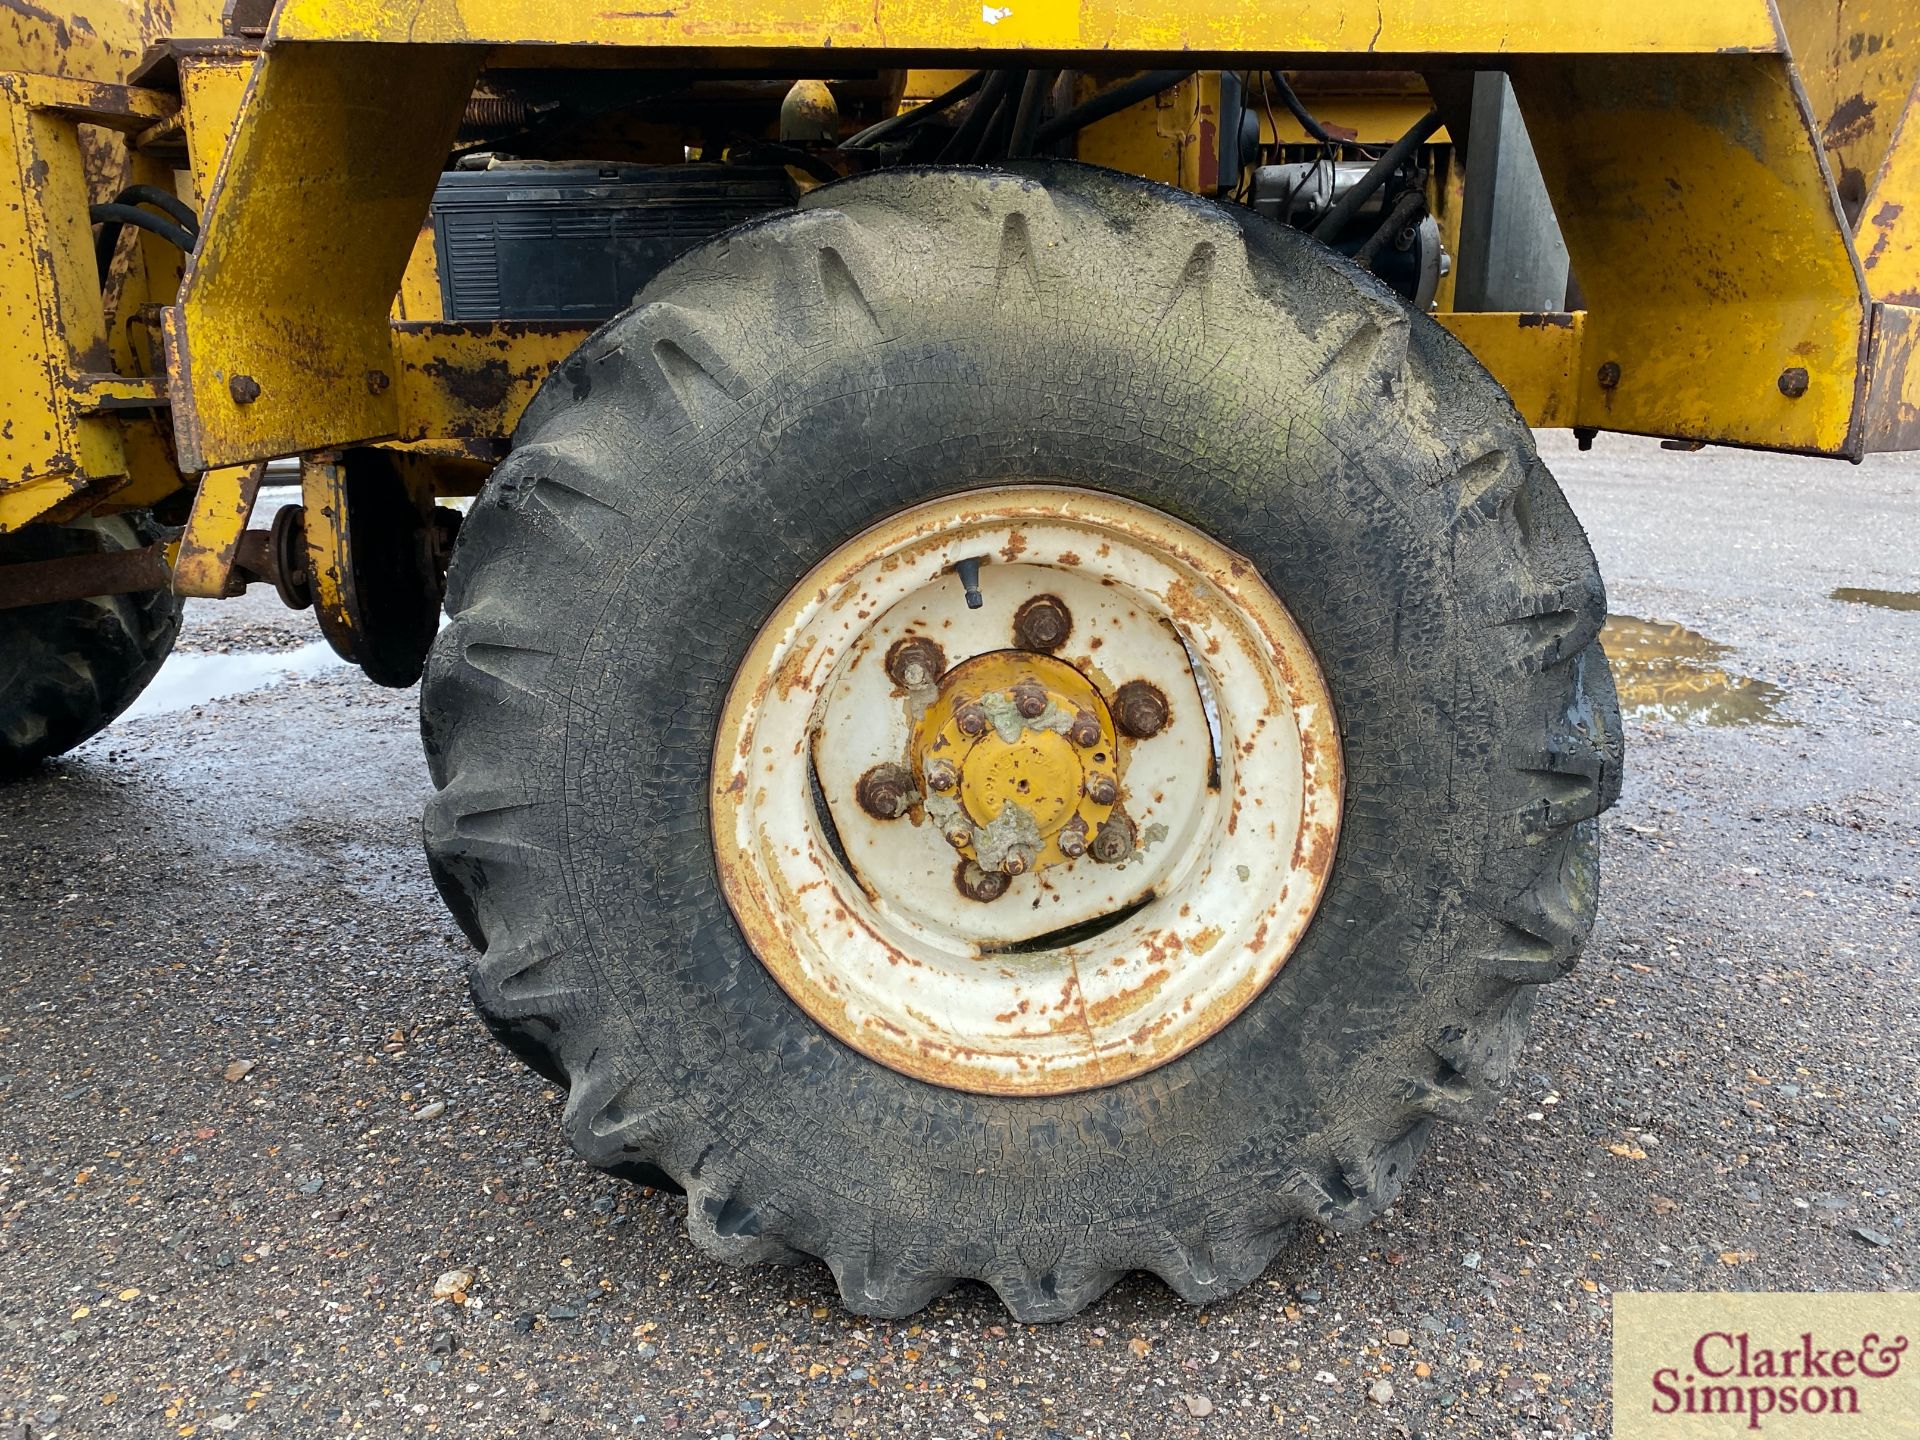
[710, 487, 1342, 1096]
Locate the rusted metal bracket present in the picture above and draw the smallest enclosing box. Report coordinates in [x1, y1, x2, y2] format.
[0, 543, 172, 610]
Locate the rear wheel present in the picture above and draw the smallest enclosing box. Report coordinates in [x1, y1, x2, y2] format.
[422, 162, 1622, 1319]
[0, 514, 182, 776]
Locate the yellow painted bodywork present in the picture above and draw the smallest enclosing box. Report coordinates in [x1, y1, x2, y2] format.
[8, 0, 1920, 549]
[1439, 312, 1585, 429]
[171, 460, 263, 596]
[1513, 53, 1869, 454]
[163, 42, 483, 474]
[272, 0, 1783, 56]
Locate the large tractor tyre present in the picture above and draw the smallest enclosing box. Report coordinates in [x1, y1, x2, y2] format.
[0, 514, 182, 776]
[422, 162, 1622, 1320]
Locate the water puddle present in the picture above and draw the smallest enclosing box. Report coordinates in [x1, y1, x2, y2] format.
[118, 641, 344, 722]
[1830, 586, 1920, 612]
[1599, 616, 1789, 728]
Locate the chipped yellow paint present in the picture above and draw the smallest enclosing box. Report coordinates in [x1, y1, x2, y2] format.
[164, 41, 483, 473]
[1075, 72, 1224, 194]
[0, 75, 127, 521]
[171, 461, 265, 597]
[1511, 53, 1869, 454]
[273, 0, 1782, 56]
[176, 46, 257, 209]
[1440, 312, 1585, 429]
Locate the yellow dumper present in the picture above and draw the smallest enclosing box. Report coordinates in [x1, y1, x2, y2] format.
[0, 0, 1910, 1317]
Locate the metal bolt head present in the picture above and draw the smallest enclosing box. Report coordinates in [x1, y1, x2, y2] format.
[1012, 593, 1072, 652]
[1057, 816, 1089, 859]
[885, 635, 947, 689]
[954, 701, 989, 737]
[1084, 771, 1118, 806]
[1112, 680, 1170, 739]
[1001, 845, 1036, 877]
[956, 859, 1011, 903]
[924, 757, 958, 793]
[365, 369, 391, 396]
[1778, 366, 1810, 399]
[1090, 812, 1136, 865]
[228, 373, 261, 405]
[1009, 679, 1048, 719]
[855, 762, 916, 820]
[1067, 709, 1102, 748]
[943, 822, 975, 850]
[1596, 360, 1622, 391]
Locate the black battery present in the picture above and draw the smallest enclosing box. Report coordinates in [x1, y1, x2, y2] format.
[430, 163, 794, 322]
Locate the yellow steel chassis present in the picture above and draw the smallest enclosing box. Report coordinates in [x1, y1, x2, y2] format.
[8, 1, 1920, 555]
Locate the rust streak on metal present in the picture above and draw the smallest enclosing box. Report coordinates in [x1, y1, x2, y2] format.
[0, 541, 170, 609]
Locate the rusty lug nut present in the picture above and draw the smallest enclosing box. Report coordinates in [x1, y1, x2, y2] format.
[954, 701, 989, 737]
[1012, 593, 1072, 652]
[1084, 771, 1118, 806]
[1067, 709, 1102, 748]
[956, 859, 1012, 903]
[1009, 678, 1049, 719]
[1057, 816, 1089, 859]
[1778, 366, 1810, 399]
[943, 821, 975, 850]
[885, 634, 947, 689]
[855, 762, 916, 820]
[1596, 360, 1622, 391]
[924, 757, 958, 793]
[1112, 679, 1170, 739]
[1001, 844, 1037, 877]
[1091, 813, 1136, 865]
[956, 864, 1013, 906]
[228, 374, 261, 405]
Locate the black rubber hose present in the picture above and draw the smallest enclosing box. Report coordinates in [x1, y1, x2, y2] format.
[1007, 68, 1055, 159]
[90, 203, 197, 283]
[1033, 69, 1192, 148]
[115, 184, 199, 236]
[1311, 107, 1441, 243]
[971, 74, 1022, 162]
[844, 71, 985, 149]
[938, 69, 1013, 163]
[1267, 71, 1338, 147]
[1351, 186, 1427, 271]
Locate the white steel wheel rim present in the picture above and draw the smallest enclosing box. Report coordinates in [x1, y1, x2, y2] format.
[711, 487, 1342, 1096]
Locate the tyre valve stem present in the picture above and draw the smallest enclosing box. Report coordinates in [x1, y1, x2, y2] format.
[953, 556, 984, 610]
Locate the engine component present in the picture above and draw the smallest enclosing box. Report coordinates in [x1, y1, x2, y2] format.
[1251, 162, 1448, 310]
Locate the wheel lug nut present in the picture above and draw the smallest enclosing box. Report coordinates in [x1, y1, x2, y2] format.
[1084, 771, 1118, 806]
[924, 758, 958, 793]
[1067, 709, 1101, 748]
[1057, 816, 1089, 859]
[944, 822, 975, 850]
[1113, 679, 1170, 739]
[1012, 593, 1072, 652]
[1091, 812, 1136, 864]
[1009, 679, 1048, 719]
[1001, 844, 1036, 877]
[885, 635, 947, 689]
[954, 701, 989, 737]
[956, 859, 1011, 903]
[855, 762, 917, 820]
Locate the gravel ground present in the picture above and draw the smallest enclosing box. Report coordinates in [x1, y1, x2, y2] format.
[0, 436, 1914, 1439]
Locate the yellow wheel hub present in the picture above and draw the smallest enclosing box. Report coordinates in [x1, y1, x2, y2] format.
[912, 651, 1118, 875]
